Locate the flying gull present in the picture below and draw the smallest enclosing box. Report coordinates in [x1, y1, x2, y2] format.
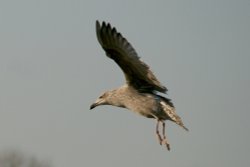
[90, 21, 188, 150]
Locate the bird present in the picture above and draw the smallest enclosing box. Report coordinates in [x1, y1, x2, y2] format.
[90, 20, 188, 150]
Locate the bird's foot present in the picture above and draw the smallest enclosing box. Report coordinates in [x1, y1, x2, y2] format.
[162, 138, 170, 150]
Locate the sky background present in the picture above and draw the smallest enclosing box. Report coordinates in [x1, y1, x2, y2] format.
[1, 0, 250, 166]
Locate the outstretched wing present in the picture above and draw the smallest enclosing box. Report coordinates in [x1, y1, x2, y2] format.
[96, 20, 167, 93]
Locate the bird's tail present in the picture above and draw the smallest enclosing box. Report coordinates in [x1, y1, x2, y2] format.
[174, 115, 189, 131]
[160, 101, 188, 131]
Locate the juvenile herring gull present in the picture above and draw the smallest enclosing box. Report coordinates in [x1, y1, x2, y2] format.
[90, 21, 188, 150]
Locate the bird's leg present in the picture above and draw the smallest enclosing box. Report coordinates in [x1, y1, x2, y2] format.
[156, 119, 163, 145]
[162, 121, 170, 150]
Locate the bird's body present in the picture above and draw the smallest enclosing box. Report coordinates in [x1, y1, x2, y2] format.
[90, 21, 188, 150]
[93, 84, 188, 129]
[103, 85, 160, 118]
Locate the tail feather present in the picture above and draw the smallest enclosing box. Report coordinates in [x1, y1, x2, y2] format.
[175, 115, 189, 131]
[160, 101, 188, 131]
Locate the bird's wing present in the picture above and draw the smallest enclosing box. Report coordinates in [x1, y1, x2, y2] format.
[96, 21, 167, 93]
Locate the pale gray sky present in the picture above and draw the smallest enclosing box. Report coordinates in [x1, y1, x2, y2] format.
[0, 0, 250, 166]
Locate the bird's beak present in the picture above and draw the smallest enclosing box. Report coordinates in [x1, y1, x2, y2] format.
[90, 98, 104, 110]
[90, 102, 98, 110]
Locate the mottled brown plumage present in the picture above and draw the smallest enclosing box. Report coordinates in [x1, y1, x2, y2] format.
[90, 21, 188, 150]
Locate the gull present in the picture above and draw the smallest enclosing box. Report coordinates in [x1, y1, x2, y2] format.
[90, 21, 188, 150]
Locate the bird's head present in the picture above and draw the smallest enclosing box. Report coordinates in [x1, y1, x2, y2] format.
[90, 91, 111, 110]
